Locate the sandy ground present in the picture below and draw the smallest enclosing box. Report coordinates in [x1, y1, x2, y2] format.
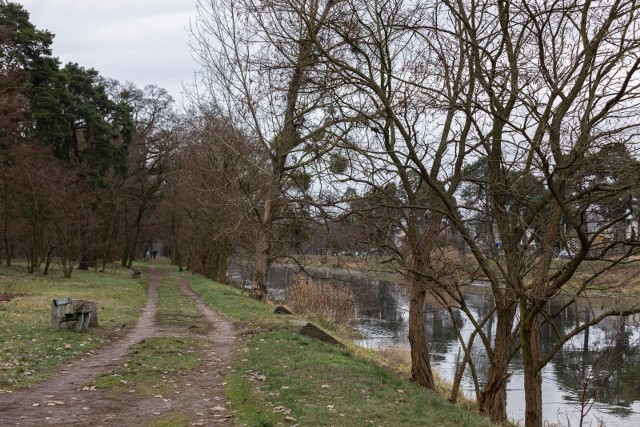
[0, 267, 237, 426]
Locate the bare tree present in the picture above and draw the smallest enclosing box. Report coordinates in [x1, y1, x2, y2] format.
[299, 0, 640, 425]
[295, 0, 480, 390]
[164, 107, 255, 283]
[190, 0, 344, 299]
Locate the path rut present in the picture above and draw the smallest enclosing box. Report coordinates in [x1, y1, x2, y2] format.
[0, 267, 237, 426]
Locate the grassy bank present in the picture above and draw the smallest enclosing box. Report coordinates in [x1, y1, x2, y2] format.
[0, 263, 147, 388]
[187, 270, 495, 427]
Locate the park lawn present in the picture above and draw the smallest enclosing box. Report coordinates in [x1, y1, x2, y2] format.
[0, 262, 147, 389]
[187, 270, 495, 427]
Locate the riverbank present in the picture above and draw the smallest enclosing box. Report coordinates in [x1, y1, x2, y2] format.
[188, 269, 497, 426]
[0, 261, 497, 426]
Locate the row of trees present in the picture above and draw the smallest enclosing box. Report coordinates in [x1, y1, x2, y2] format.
[0, 2, 176, 276]
[187, 1, 640, 427]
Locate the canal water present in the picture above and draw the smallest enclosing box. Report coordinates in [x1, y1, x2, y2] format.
[232, 264, 640, 426]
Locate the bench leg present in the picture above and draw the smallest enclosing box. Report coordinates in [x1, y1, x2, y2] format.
[52, 318, 71, 331]
[75, 313, 85, 332]
[81, 312, 91, 331]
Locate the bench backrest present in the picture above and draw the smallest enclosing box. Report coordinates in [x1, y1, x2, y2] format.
[53, 297, 72, 307]
[52, 297, 72, 317]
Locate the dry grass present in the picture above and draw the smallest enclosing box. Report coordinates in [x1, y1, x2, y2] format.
[286, 274, 357, 324]
[377, 345, 412, 375]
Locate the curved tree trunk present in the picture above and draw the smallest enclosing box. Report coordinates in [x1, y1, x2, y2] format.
[251, 227, 270, 300]
[251, 199, 273, 300]
[408, 281, 434, 389]
[479, 303, 517, 423]
[215, 249, 228, 284]
[522, 313, 543, 427]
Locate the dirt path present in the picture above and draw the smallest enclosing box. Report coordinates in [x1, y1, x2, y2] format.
[0, 268, 237, 426]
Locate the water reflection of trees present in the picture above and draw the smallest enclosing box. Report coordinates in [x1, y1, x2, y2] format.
[548, 307, 640, 415]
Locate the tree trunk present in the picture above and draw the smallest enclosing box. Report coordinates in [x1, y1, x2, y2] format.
[3, 216, 9, 266]
[126, 229, 140, 269]
[43, 245, 53, 275]
[170, 212, 183, 271]
[479, 303, 517, 423]
[408, 280, 435, 389]
[216, 249, 228, 284]
[522, 314, 543, 427]
[173, 244, 183, 271]
[121, 239, 131, 267]
[78, 225, 89, 270]
[251, 227, 270, 300]
[1, 176, 9, 266]
[251, 199, 274, 300]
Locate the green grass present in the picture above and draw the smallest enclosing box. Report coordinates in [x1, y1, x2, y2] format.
[0, 262, 147, 388]
[156, 273, 207, 333]
[183, 268, 495, 427]
[228, 330, 492, 427]
[143, 412, 193, 427]
[91, 336, 206, 396]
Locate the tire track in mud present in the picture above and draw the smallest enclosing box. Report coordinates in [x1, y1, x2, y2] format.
[0, 267, 237, 426]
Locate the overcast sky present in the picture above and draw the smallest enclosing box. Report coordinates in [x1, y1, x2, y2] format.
[18, 0, 198, 103]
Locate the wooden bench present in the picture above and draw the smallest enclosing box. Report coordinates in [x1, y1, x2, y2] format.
[51, 298, 91, 332]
